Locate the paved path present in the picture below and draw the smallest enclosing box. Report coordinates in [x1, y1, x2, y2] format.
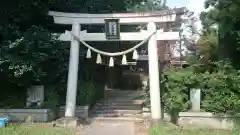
[75, 90, 146, 135]
[76, 121, 135, 135]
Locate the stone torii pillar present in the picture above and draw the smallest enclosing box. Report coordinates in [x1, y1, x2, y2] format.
[148, 22, 162, 120]
[65, 22, 80, 117]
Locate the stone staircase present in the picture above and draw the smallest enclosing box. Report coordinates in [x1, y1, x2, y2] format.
[89, 90, 145, 121]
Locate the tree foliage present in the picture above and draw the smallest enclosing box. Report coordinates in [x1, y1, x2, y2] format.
[1, 25, 69, 86]
[0, 0, 168, 107]
[200, 0, 240, 67]
[162, 61, 240, 116]
[0, 0, 147, 86]
[153, 0, 240, 116]
[127, 0, 168, 12]
[196, 29, 218, 62]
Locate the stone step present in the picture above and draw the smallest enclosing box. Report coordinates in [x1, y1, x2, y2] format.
[90, 115, 143, 122]
[91, 109, 142, 115]
[107, 91, 144, 98]
[126, 91, 145, 99]
[90, 112, 142, 117]
[105, 90, 135, 99]
[95, 102, 143, 106]
[93, 105, 142, 110]
[96, 100, 143, 105]
[107, 96, 144, 101]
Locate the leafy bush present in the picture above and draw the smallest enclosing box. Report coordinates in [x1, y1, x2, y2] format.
[162, 69, 193, 113]
[77, 81, 95, 106]
[76, 81, 104, 108]
[41, 88, 60, 111]
[201, 62, 240, 116]
[145, 61, 240, 116]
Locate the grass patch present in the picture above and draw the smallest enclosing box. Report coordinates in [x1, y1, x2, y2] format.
[0, 124, 75, 135]
[149, 122, 239, 135]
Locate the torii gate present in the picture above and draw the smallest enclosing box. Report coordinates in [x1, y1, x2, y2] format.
[48, 9, 183, 121]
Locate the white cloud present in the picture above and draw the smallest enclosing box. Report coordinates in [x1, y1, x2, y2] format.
[167, 0, 206, 55]
[186, 0, 205, 31]
[186, 0, 205, 14]
[167, 0, 205, 16]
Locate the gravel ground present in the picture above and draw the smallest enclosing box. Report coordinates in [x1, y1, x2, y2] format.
[75, 120, 135, 135]
[134, 119, 150, 135]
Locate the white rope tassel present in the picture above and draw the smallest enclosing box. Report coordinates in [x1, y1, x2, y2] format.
[86, 48, 91, 58]
[96, 54, 102, 64]
[132, 50, 139, 60]
[109, 57, 114, 67]
[122, 55, 127, 65]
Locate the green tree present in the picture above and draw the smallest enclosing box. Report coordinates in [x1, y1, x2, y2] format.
[127, 0, 168, 12]
[1, 0, 169, 105]
[0, 0, 147, 86]
[0, 25, 69, 86]
[0, 0, 171, 107]
[200, 0, 240, 67]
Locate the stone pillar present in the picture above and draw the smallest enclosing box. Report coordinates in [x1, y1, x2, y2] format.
[65, 23, 80, 117]
[147, 22, 161, 120]
[190, 88, 201, 111]
[26, 85, 44, 107]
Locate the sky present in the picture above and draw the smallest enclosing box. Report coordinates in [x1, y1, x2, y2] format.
[167, 0, 205, 15]
[167, 0, 206, 56]
[167, 0, 206, 31]
[167, 0, 206, 32]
